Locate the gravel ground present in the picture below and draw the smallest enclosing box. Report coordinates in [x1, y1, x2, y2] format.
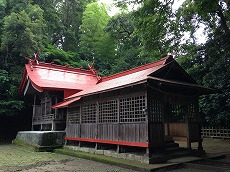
[178, 138, 230, 154]
[0, 138, 229, 172]
[0, 144, 136, 172]
[21, 159, 137, 172]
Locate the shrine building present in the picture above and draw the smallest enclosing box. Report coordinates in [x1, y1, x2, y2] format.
[19, 54, 216, 163]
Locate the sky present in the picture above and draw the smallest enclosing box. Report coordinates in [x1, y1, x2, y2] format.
[99, 0, 184, 16]
[99, 0, 206, 44]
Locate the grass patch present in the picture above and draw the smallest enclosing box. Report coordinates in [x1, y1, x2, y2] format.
[13, 139, 63, 152]
[12, 139, 39, 151]
[0, 144, 70, 167]
[56, 148, 123, 165]
[55, 147, 149, 171]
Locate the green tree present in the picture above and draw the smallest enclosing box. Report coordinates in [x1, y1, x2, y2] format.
[114, 0, 176, 59]
[42, 45, 89, 69]
[55, 0, 95, 51]
[106, 12, 142, 73]
[0, 0, 44, 118]
[0, 69, 24, 116]
[176, 0, 230, 126]
[33, 0, 62, 47]
[79, 2, 116, 75]
[1, 1, 45, 61]
[134, 0, 175, 59]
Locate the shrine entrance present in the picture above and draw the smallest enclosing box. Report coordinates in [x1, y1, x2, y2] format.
[148, 87, 203, 151]
[163, 96, 202, 150]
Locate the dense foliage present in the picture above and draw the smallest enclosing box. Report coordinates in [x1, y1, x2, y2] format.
[0, 0, 229, 127]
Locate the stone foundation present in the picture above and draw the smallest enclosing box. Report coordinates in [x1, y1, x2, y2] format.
[14, 131, 66, 151]
[65, 145, 150, 164]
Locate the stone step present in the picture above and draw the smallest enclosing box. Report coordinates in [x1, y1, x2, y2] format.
[164, 147, 183, 153]
[164, 142, 179, 149]
[189, 159, 230, 169]
[150, 150, 191, 163]
[185, 160, 230, 171]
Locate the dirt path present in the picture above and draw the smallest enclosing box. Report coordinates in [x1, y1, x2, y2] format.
[0, 159, 136, 172]
[21, 159, 136, 172]
[0, 144, 136, 172]
[0, 138, 229, 172]
[0, 159, 135, 172]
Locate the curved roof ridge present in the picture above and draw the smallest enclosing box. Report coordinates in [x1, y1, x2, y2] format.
[31, 62, 95, 75]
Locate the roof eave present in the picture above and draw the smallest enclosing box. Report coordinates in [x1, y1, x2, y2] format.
[147, 76, 218, 95]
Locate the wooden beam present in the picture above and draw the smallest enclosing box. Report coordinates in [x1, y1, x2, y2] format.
[65, 137, 148, 148]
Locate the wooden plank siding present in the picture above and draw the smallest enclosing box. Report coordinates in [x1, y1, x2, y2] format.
[119, 123, 147, 143]
[148, 123, 164, 146]
[80, 124, 97, 139]
[66, 91, 148, 147]
[66, 124, 80, 138]
[167, 123, 187, 137]
[97, 124, 118, 140]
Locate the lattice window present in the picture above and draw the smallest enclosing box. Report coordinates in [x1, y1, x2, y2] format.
[120, 95, 146, 123]
[99, 100, 118, 123]
[81, 103, 96, 123]
[68, 107, 80, 124]
[149, 98, 164, 122]
[169, 104, 186, 122]
[187, 103, 197, 122]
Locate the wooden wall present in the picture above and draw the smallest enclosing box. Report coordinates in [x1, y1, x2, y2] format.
[66, 88, 148, 146]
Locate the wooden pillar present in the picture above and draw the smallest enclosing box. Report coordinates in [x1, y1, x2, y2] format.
[32, 95, 36, 131]
[185, 105, 191, 149]
[164, 102, 170, 137]
[117, 98, 120, 153]
[195, 100, 203, 150]
[51, 121, 55, 131]
[95, 102, 99, 150]
[95, 143, 98, 150]
[51, 97, 57, 131]
[78, 105, 82, 147]
[44, 94, 47, 117]
[198, 123, 203, 151]
[79, 105, 82, 139]
[54, 97, 58, 118]
[145, 91, 149, 156]
[146, 147, 149, 155]
[116, 145, 121, 153]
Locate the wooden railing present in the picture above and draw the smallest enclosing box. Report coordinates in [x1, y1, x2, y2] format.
[33, 114, 54, 122]
[33, 114, 65, 123]
[201, 127, 230, 139]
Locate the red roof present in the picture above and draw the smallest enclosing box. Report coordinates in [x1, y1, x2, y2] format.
[66, 56, 173, 100]
[19, 61, 99, 97]
[52, 97, 81, 109]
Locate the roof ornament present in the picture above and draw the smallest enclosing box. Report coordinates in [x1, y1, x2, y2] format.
[88, 60, 101, 83]
[24, 50, 40, 71]
[34, 50, 40, 64]
[65, 64, 70, 68]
